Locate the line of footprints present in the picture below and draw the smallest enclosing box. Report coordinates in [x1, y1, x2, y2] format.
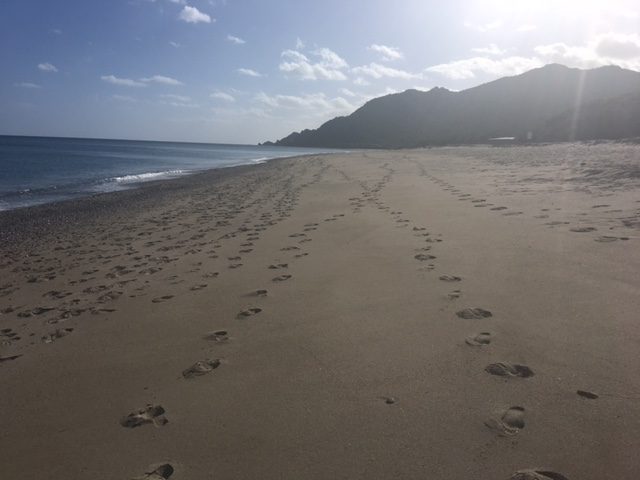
[404, 207, 590, 480]
[311, 166, 574, 479]
[124, 215, 343, 479]
[359, 168, 575, 480]
[112, 176, 585, 479]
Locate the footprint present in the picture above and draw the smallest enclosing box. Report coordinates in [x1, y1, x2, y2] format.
[1, 327, 21, 343]
[439, 275, 461, 282]
[570, 226, 597, 232]
[485, 363, 535, 378]
[272, 275, 292, 282]
[246, 289, 269, 297]
[42, 327, 74, 344]
[17, 306, 56, 317]
[510, 470, 569, 480]
[414, 254, 436, 261]
[594, 236, 628, 242]
[120, 404, 168, 428]
[203, 330, 229, 342]
[237, 307, 262, 318]
[268, 263, 288, 269]
[0, 354, 22, 363]
[456, 308, 492, 319]
[131, 464, 174, 480]
[43, 290, 71, 299]
[577, 389, 598, 399]
[190, 284, 207, 291]
[448, 290, 462, 300]
[152, 295, 174, 303]
[465, 332, 491, 346]
[379, 396, 396, 405]
[490, 206, 508, 211]
[182, 359, 221, 379]
[484, 406, 525, 436]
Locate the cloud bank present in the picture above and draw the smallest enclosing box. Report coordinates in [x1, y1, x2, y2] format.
[178, 5, 212, 24]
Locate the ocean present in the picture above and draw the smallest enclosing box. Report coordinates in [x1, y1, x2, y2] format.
[0, 136, 340, 211]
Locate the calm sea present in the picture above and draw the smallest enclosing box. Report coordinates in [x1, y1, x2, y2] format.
[0, 136, 341, 211]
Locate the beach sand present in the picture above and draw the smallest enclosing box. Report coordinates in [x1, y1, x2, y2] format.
[1, 145, 639, 479]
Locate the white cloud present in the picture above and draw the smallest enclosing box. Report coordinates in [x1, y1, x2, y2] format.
[179, 5, 212, 24]
[425, 56, 542, 80]
[237, 68, 263, 77]
[426, 32, 640, 81]
[255, 92, 354, 115]
[353, 77, 370, 86]
[471, 44, 506, 56]
[227, 35, 245, 45]
[210, 91, 235, 102]
[50, 29, 62, 35]
[352, 62, 421, 80]
[314, 48, 348, 69]
[339, 88, 357, 97]
[279, 48, 348, 80]
[101, 75, 147, 87]
[169, 41, 180, 48]
[140, 75, 184, 85]
[368, 44, 403, 61]
[534, 33, 640, 70]
[159, 94, 198, 108]
[38, 62, 58, 72]
[594, 33, 640, 59]
[295, 37, 305, 50]
[14, 82, 42, 89]
[463, 20, 503, 32]
[169, 0, 186, 4]
[533, 43, 597, 67]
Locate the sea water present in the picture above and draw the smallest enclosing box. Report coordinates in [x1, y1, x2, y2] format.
[0, 136, 340, 211]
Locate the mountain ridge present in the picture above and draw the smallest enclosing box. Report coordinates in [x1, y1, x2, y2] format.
[268, 64, 640, 148]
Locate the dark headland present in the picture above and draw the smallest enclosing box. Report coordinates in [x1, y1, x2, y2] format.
[266, 64, 640, 148]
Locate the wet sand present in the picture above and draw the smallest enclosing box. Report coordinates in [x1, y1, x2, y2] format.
[1, 145, 639, 479]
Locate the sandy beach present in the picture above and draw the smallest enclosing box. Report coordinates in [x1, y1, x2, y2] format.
[1, 144, 639, 479]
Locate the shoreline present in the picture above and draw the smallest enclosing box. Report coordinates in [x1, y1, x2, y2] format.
[0, 145, 638, 479]
[0, 153, 333, 248]
[0, 134, 346, 217]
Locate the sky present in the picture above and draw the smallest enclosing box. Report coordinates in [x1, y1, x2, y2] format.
[1, 0, 639, 144]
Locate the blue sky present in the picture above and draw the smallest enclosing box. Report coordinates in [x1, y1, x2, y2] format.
[1, 0, 639, 144]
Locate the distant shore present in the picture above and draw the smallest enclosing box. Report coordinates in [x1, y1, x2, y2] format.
[1, 145, 638, 479]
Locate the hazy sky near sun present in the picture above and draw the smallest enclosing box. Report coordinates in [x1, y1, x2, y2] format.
[1, 0, 639, 144]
